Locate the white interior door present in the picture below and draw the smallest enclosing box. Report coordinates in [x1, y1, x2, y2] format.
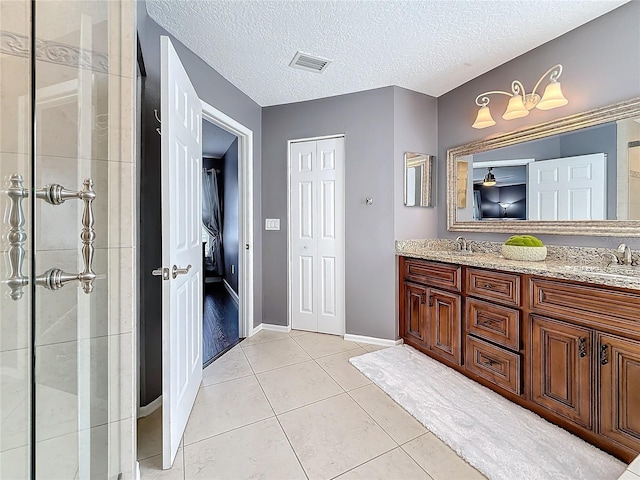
[527, 153, 607, 220]
[290, 137, 345, 335]
[161, 36, 203, 469]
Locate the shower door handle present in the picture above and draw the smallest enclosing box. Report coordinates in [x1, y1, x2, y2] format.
[6, 175, 29, 300]
[35, 179, 97, 294]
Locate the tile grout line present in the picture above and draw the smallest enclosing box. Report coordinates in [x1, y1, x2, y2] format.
[250, 347, 310, 480]
[273, 409, 311, 480]
[182, 415, 277, 450]
[343, 383, 434, 479]
[182, 441, 186, 480]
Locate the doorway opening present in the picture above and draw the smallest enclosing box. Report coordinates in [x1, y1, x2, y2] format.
[201, 120, 240, 365]
[201, 100, 254, 343]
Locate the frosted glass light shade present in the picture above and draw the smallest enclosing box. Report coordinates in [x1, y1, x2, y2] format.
[536, 81, 568, 110]
[472, 106, 496, 129]
[502, 95, 529, 120]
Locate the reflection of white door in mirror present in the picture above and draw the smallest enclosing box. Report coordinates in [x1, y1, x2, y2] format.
[527, 153, 606, 220]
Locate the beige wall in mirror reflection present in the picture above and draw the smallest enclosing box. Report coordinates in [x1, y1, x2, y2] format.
[617, 118, 640, 220]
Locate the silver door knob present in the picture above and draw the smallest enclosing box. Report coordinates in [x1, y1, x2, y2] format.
[172, 264, 192, 279]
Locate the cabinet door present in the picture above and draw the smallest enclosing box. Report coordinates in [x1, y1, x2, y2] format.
[599, 334, 640, 456]
[428, 289, 462, 365]
[531, 316, 593, 429]
[404, 282, 427, 346]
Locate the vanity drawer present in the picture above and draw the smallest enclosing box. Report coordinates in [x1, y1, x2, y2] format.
[530, 277, 640, 335]
[466, 298, 520, 351]
[465, 335, 522, 395]
[404, 259, 461, 292]
[466, 268, 521, 307]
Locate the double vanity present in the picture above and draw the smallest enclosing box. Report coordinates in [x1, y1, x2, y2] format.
[397, 239, 640, 463]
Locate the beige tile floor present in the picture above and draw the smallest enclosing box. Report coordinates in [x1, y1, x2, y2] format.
[138, 330, 486, 480]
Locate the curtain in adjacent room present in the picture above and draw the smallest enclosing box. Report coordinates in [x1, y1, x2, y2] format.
[202, 168, 224, 275]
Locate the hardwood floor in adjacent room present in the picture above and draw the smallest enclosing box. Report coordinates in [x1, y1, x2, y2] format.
[202, 281, 239, 365]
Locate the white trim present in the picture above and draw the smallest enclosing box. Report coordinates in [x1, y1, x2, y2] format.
[201, 100, 254, 340]
[223, 279, 239, 306]
[343, 334, 403, 347]
[287, 134, 346, 333]
[472, 158, 534, 168]
[251, 323, 263, 336]
[261, 323, 292, 333]
[138, 395, 162, 418]
[289, 133, 346, 144]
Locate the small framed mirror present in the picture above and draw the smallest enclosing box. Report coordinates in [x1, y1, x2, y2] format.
[404, 152, 435, 207]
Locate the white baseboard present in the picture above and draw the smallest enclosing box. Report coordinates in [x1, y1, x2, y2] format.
[223, 279, 239, 306]
[260, 323, 292, 333]
[250, 323, 263, 337]
[138, 395, 162, 418]
[343, 334, 403, 347]
[136, 461, 141, 480]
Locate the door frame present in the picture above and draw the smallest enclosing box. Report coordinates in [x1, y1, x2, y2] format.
[201, 100, 254, 339]
[287, 134, 346, 333]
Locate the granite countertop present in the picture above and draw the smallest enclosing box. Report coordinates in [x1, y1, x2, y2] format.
[396, 239, 640, 291]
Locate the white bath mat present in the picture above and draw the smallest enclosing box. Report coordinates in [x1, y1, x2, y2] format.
[350, 345, 625, 480]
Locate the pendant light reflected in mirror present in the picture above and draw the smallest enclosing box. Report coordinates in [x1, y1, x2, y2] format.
[483, 167, 496, 186]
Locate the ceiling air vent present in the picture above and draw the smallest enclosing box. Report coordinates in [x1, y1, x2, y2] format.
[289, 51, 332, 73]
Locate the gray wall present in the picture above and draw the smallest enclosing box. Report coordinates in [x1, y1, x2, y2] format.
[262, 86, 437, 340]
[223, 138, 239, 293]
[262, 87, 395, 339]
[137, 2, 262, 406]
[392, 87, 439, 335]
[393, 87, 439, 240]
[437, 1, 640, 248]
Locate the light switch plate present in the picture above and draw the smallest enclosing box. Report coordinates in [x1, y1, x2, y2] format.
[265, 218, 280, 231]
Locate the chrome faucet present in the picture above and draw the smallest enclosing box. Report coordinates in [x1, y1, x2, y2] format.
[617, 243, 632, 266]
[455, 236, 468, 252]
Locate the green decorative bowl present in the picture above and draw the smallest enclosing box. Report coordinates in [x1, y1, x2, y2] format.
[501, 244, 548, 261]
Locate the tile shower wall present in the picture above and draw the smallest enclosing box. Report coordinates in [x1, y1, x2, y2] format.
[0, 1, 137, 478]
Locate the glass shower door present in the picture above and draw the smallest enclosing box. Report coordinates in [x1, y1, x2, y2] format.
[32, 1, 127, 477]
[0, 1, 32, 477]
[1, 0, 134, 478]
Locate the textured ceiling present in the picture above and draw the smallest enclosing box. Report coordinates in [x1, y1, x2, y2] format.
[147, 0, 629, 107]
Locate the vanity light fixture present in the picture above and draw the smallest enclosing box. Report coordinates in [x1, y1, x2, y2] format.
[472, 64, 569, 129]
[483, 167, 496, 186]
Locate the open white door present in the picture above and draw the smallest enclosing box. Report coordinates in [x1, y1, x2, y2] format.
[160, 36, 203, 469]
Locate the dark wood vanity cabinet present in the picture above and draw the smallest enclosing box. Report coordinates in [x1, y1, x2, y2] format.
[428, 289, 461, 365]
[599, 334, 640, 454]
[398, 256, 640, 462]
[399, 258, 462, 365]
[403, 282, 428, 345]
[528, 278, 640, 461]
[530, 315, 593, 429]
